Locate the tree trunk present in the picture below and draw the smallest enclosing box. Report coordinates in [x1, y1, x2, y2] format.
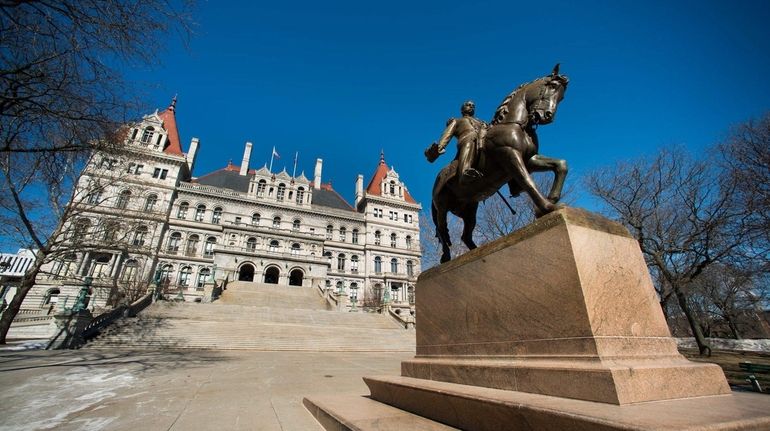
[0, 267, 40, 344]
[725, 315, 742, 339]
[674, 286, 712, 356]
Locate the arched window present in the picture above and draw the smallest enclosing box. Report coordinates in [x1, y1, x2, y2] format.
[144, 194, 158, 212]
[246, 237, 257, 251]
[291, 242, 301, 255]
[326, 224, 333, 240]
[185, 234, 199, 256]
[296, 187, 305, 204]
[276, 183, 286, 201]
[179, 266, 192, 287]
[406, 235, 413, 249]
[351, 255, 359, 272]
[352, 229, 359, 244]
[87, 188, 102, 205]
[272, 216, 281, 228]
[407, 260, 414, 277]
[140, 126, 155, 145]
[252, 213, 261, 225]
[159, 264, 173, 283]
[55, 253, 77, 278]
[339, 227, 346, 242]
[121, 259, 139, 282]
[390, 258, 398, 273]
[374, 230, 381, 246]
[212, 207, 222, 224]
[374, 256, 382, 273]
[167, 232, 182, 253]
[257, 179, 267, 197]
[90, 254, 111, 278]
[204, 237, 216, 257]
[132, 225, 148, 246]
[390, 233, 397, 248]
[177, 202, 189, 219]
[292, 219, 301, 231]
[269, 240, 279, 252]
[101, 220, 120, 242]
[72, 218, 91, 240]
[337, 253, 346, 271]
[197, 268, 211, 288]
[43, 288, 61, 306]
[323, 251, 332, 262]
[116, 190, 131, 209]
[336, 280, 344, 293]
[195, 204, 206, 221]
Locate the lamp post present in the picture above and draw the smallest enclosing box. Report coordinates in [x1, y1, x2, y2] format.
[72, 276, 93, 312]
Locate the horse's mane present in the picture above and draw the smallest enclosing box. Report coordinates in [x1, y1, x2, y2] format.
[490, 77, 548, 126]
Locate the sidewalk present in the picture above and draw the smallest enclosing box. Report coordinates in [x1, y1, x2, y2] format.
[0, 349, 412, 431]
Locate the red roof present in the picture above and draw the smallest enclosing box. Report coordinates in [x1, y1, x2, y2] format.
[364, 152, 417, 204]
[158, 96, 183, 156]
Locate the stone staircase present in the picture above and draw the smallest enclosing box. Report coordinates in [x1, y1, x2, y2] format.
[86, 281, 415, 352]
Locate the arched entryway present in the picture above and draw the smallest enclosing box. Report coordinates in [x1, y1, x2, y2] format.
[289, 269, 304, 286]
[264, 266, 280, 284]
[238, 263, 255, 282]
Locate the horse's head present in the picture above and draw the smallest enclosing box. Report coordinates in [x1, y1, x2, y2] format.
[527, 64, 569, 125]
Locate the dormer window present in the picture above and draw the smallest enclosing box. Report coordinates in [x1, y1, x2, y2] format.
[389, 181, 395, 195]
[257, 180, 267, 197]
[140, 127, 155, 145]
[296, 187, 305, 205]
[277, 183, 286, 202]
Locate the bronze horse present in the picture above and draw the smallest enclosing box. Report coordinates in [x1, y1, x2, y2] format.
[431, 65, 569, 263]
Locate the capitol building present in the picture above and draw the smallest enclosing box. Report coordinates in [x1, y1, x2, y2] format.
[8, 98, 422, 313]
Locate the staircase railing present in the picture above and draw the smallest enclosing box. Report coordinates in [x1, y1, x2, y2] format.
[82, 305, 126, 341]
[127, 292, 153, 317]
[387, 307, 415, 329]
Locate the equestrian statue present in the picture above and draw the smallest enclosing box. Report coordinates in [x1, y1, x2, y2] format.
[425, 64, 569, 263]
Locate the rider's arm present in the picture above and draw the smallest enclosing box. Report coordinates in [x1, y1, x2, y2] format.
[436, 118, 457, 153]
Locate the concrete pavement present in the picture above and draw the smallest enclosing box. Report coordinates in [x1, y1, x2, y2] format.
[0, 349, 413, 431]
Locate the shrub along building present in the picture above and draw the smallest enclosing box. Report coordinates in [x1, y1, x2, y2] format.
[25, 98, 422, 313]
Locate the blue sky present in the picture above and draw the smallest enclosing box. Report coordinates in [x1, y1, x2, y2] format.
[130, 0, 770, 210]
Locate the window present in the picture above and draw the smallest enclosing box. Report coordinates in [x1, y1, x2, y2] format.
[90, 254, 111, 278]
[269, 240, 279, 252]
[390, 233, 397, 248]
[391, 258, 398, 273]
[407, 260, 414, 277]
[325, 225, 333, 240]
[291, 243, 301, 255]
[144, 194, 158, 212]
[197, 268, 211, 288]
[121, 259, 139, 282]
[115, 190, 131, 209]
[339, 227, 346, 242]
[212, 207, 222, 224]
[292, 219, 300, 231]
[152, 168, 168, 179]
[373, 208, 383, 218]
[323, 251, 332, 263]
[337, 254, 346, 271]
[404, 213, 408, 223]
[177, 202, 189, 219]
[87, 188, 102, 205]
[204, 237, 216, 257]
[101, 221, 119, 242]
[99, 157, 117, 170]
[179, 266, 192, 287]
[54, 254, 77, 278]
[132, 225, 148, 246]
[195, 205, 206, 222]
[272, 216, 281, 228]
[374, 256, 382, 273]
[246, 237, 257, 251]
[406, 235, 412, 249]
[131, 128, 138, 141]
[185, 235, 199, 256]
[140, 127, 155, 145]
[352, 229, 359, 244]
[296, 187, 305, 204]
[351, 255, 359, 273]
[167, 232, 181, 253]
[389, 211, 394, 220]
[72, 218, 90, 240]
[159, 264, 173, 283]
[277, 183, 286, 201]
[389, 181, 396, 195]
[134, 164, 143, 175]
[374, 231, 381, 246]
[257, 179, 267, 197]
[252, 213, 261, 225]
[235, 216, 242, 224]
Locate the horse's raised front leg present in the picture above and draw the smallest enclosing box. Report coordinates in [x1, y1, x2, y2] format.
[498, 147, 557, 217]
[527, 154, 568, 203]
[459, 202, 479, 250]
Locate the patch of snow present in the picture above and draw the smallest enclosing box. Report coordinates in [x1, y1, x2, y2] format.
[676, 337, 770, 352]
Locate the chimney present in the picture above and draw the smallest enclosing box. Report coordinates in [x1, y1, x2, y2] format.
[355, 174, 363, 207]
[187, 137, 200, 173]
[240, 141, 252, 176]
[313, 158, 323, 189]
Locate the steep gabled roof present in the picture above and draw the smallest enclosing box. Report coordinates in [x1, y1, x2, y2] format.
[158, 96, 183, 156]
[364, 152, 417, 204]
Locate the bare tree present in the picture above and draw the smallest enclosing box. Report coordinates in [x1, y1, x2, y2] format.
[585, 148, 747, 355]
[0, 1, 192, 343]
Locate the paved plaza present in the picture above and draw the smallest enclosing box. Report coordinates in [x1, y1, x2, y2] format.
[0, 348, 412, 431]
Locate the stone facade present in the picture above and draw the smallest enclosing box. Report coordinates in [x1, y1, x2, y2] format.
[24, 99, 421, 312]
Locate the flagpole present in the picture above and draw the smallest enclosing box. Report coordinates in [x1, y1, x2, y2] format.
[292, 152, 298, 177]
[269, 146, 275, 172]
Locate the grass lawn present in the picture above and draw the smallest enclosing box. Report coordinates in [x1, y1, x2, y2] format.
[681, 348, 770, 394]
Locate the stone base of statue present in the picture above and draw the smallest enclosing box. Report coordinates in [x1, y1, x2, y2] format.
[304, 208, 770, 430]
